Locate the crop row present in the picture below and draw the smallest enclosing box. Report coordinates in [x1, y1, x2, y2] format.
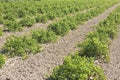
[0, 0, 119, 32]
[48, 3, 115, 36]
[49, 5, 120, 80]
[0, 1, 119, 68]
[79, 5, 120, 62]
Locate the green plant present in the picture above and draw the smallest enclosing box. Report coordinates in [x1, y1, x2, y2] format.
[35, 14, 48, 23]
[50, 55, 106, 80]
[63, 17, 78, 30]
[97, 24, 118, 39]
[32, 29, 57, 43]
[0, 28, 3, 36]
[80, 38, 109, 61]
[0, 17, 3, 24]
[47, 12, 56, 20]
[4, 20, 23, 31]
[28, 7, 37, 16]
[3, 13, 16, 21]
[0, 54, 6, 68]
[87, 31, 109, 44]
[17, 9, 28, 18]
[48, 20, 70, 36]
[3, 36, 41, 59]
[37, 7, 45, 14]
[20, 16, 36, 26]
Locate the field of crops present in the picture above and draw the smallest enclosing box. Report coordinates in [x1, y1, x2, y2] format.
[0, 0, 120, 80]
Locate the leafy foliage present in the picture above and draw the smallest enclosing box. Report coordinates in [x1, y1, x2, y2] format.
[0, 0, 118, 31]
[47, 12, 56, 20]
[35, 15, 48, 23]
[50, 55, 106, 80]
[80, 38, 109, 61]
[48, 20, 71, 36]
[87, 31, 110, 45]
[0, 28, 3, 36]
[4, 20, 23, 31]
[32, 29, 57, 43]
[0, 54, 6, 68]
[3, 36, 41, 59]
[3, 12, 16, 21]
[0, 17, 3, 24]
[17, 8, 28, 18]
[20, 17, 36, 26]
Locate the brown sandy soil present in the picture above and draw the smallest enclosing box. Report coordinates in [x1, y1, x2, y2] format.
[99, 26, 120, 80]
[0, 4, 119, 80]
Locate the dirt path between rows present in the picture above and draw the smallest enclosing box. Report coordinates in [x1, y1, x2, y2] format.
[0, 4, 119, 80]
[99, 26, 120, 80]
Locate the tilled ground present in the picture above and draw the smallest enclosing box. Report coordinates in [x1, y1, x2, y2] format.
[0, 4, 119, 80]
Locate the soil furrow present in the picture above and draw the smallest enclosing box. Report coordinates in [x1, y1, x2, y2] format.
[0, 4, 119, 80]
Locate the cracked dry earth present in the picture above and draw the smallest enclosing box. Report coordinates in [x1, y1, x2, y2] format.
[0, 4, 119, 80]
